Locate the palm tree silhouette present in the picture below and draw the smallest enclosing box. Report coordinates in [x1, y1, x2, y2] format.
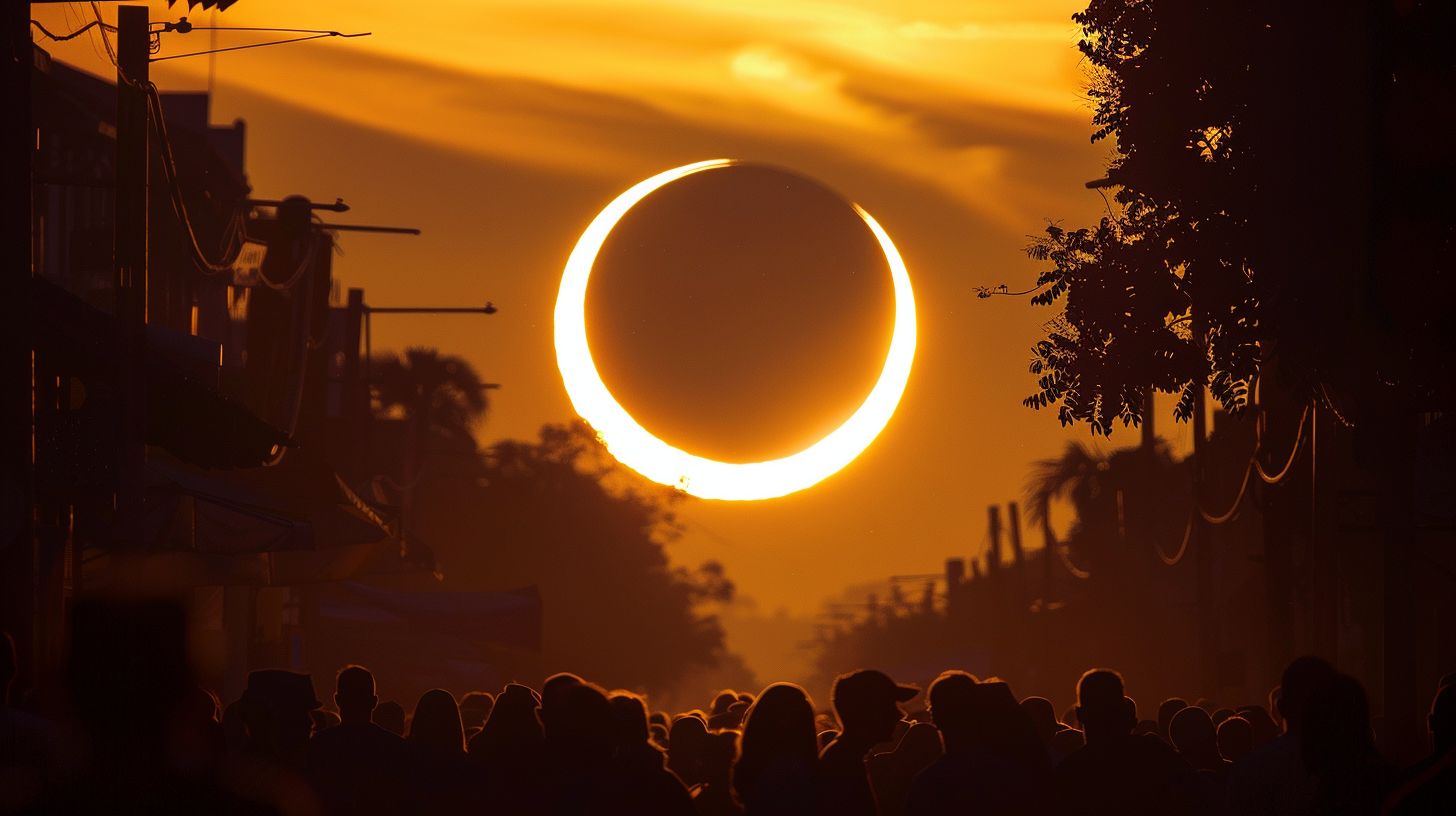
[1026, 441, 1190, 577]
[371, 348, 491, 536]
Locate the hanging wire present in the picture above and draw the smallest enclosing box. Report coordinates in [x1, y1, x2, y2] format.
[1254, 404, 1310, 485]
[142, 82, 249, 276]
[91, 3, 118, 67]
[1055, 536, 1091, 579]
[29, 18, 114, 41]
[1154, 514, 1195, 566]
[150, 29, 371, 62]
[258, 234, 318, 291]
[1199, 459, 1254, 525]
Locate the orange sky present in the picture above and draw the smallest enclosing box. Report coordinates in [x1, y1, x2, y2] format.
[35, 1, 1194, 684]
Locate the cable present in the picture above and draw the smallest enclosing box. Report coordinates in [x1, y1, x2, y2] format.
[151, 30, 370, 62]
[1055, 537, 1092, 579]
[142, 84, 248, 276]
[1254, 404, 1309, 485]
[258, 234, 318, 291]
[1154, 514, 1195, 566]
[1199, 459, 1254, 525]
[91, 3, 118, 67]
[30, 19, 114, 42]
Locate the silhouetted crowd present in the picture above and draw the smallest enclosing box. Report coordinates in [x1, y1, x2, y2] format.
[1, 600, 1453, 815]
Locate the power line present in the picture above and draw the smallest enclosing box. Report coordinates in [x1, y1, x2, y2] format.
[29, 18, 115, 42]
[1155, 515, 1195, 566]
[150, 29, 370, 62]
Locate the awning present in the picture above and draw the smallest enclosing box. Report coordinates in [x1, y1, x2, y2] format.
[147, 451, 394, 555]
[23, 276, 291, 469]
[82, 538, 409, 590]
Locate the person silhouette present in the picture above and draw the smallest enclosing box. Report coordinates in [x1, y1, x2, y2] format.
[1216, 715, 1254, 764]
[905, 673, 1046, 816]
[668, 712, 710, 788]
[1170, 705, 1231, 816]
[1235, 705, 1280, 749]
[607, 691, 695, 814]
[239, 669, 319, 773]
[693, 730, 744, 816]
[1021, 696, 1061, 746]
[459, 690, 494, 740]
[407, 688, 483, 815]
[1300, 672, 1391, 813]
[1385, 679, 1456, 814]
[409, 689, 466, 756]
[733, 683, 819, 816]
[468, 682, 546, 815]
[820, 669, 918, 816]
[307, 664, 410, 816]
[1158, 698, 1190, 743]
[1050, 668, 1197, 815]
[1228, 656, 1337, 816]
[867, 719, 942, 816]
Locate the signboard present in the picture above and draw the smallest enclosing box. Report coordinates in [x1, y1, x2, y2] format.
[231, 240, 268, 287]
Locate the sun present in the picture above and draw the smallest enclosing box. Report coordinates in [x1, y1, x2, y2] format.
[553, 159, 917, 501]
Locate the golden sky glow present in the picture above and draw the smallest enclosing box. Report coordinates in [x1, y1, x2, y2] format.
[34, 1, 1166, 683]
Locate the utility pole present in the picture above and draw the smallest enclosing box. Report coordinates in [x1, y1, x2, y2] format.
[2, 0, 35, 690]
[114, 6, 149, 551]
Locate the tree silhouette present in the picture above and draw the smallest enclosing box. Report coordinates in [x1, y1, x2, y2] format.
[1026, 441, 1191, 576]
[1021, 1, 1456, 432]
[412, 420, 742, 695]
[372, 347, 489, 444]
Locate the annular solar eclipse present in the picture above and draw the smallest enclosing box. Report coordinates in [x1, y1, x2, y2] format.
[553, 159, 917, 500]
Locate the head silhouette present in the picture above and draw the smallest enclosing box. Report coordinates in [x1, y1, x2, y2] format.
[1157, 697, 1188, 742]
[459, 690, 494, 731]
[540, 672, 584, 738]
[608, 692, 652, 749]
[1020, 695, 1060, 743]
[1075, 669, 1134, 742]
[548, 681, 615, 764]
[334, 665, 377, 724]
[667, 713, 709, 785]
[1217, 715, 1254, 762]
[1170, 706, 1221, 768]
[832, 669, 917, 745]
[734, 683, 818, 802]
[1235, 705, 1279, 748]
[1275, 656, 1337, 735]
[926, 671, 979, 749]
[240, 669, 320, 768]
[472, 682, 542, 762]
[1300, 672, 1377, 783]
[409, 688, 465, 755]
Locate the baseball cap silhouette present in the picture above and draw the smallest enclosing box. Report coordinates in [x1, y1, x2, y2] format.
[833, 669, 919, 710]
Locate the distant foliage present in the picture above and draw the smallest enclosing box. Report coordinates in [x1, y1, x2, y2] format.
[372, 347, 489, 442]
[415, 420, 739, 694]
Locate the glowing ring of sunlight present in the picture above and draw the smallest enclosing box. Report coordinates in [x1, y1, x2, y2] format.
[553, 159, 917, 501]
